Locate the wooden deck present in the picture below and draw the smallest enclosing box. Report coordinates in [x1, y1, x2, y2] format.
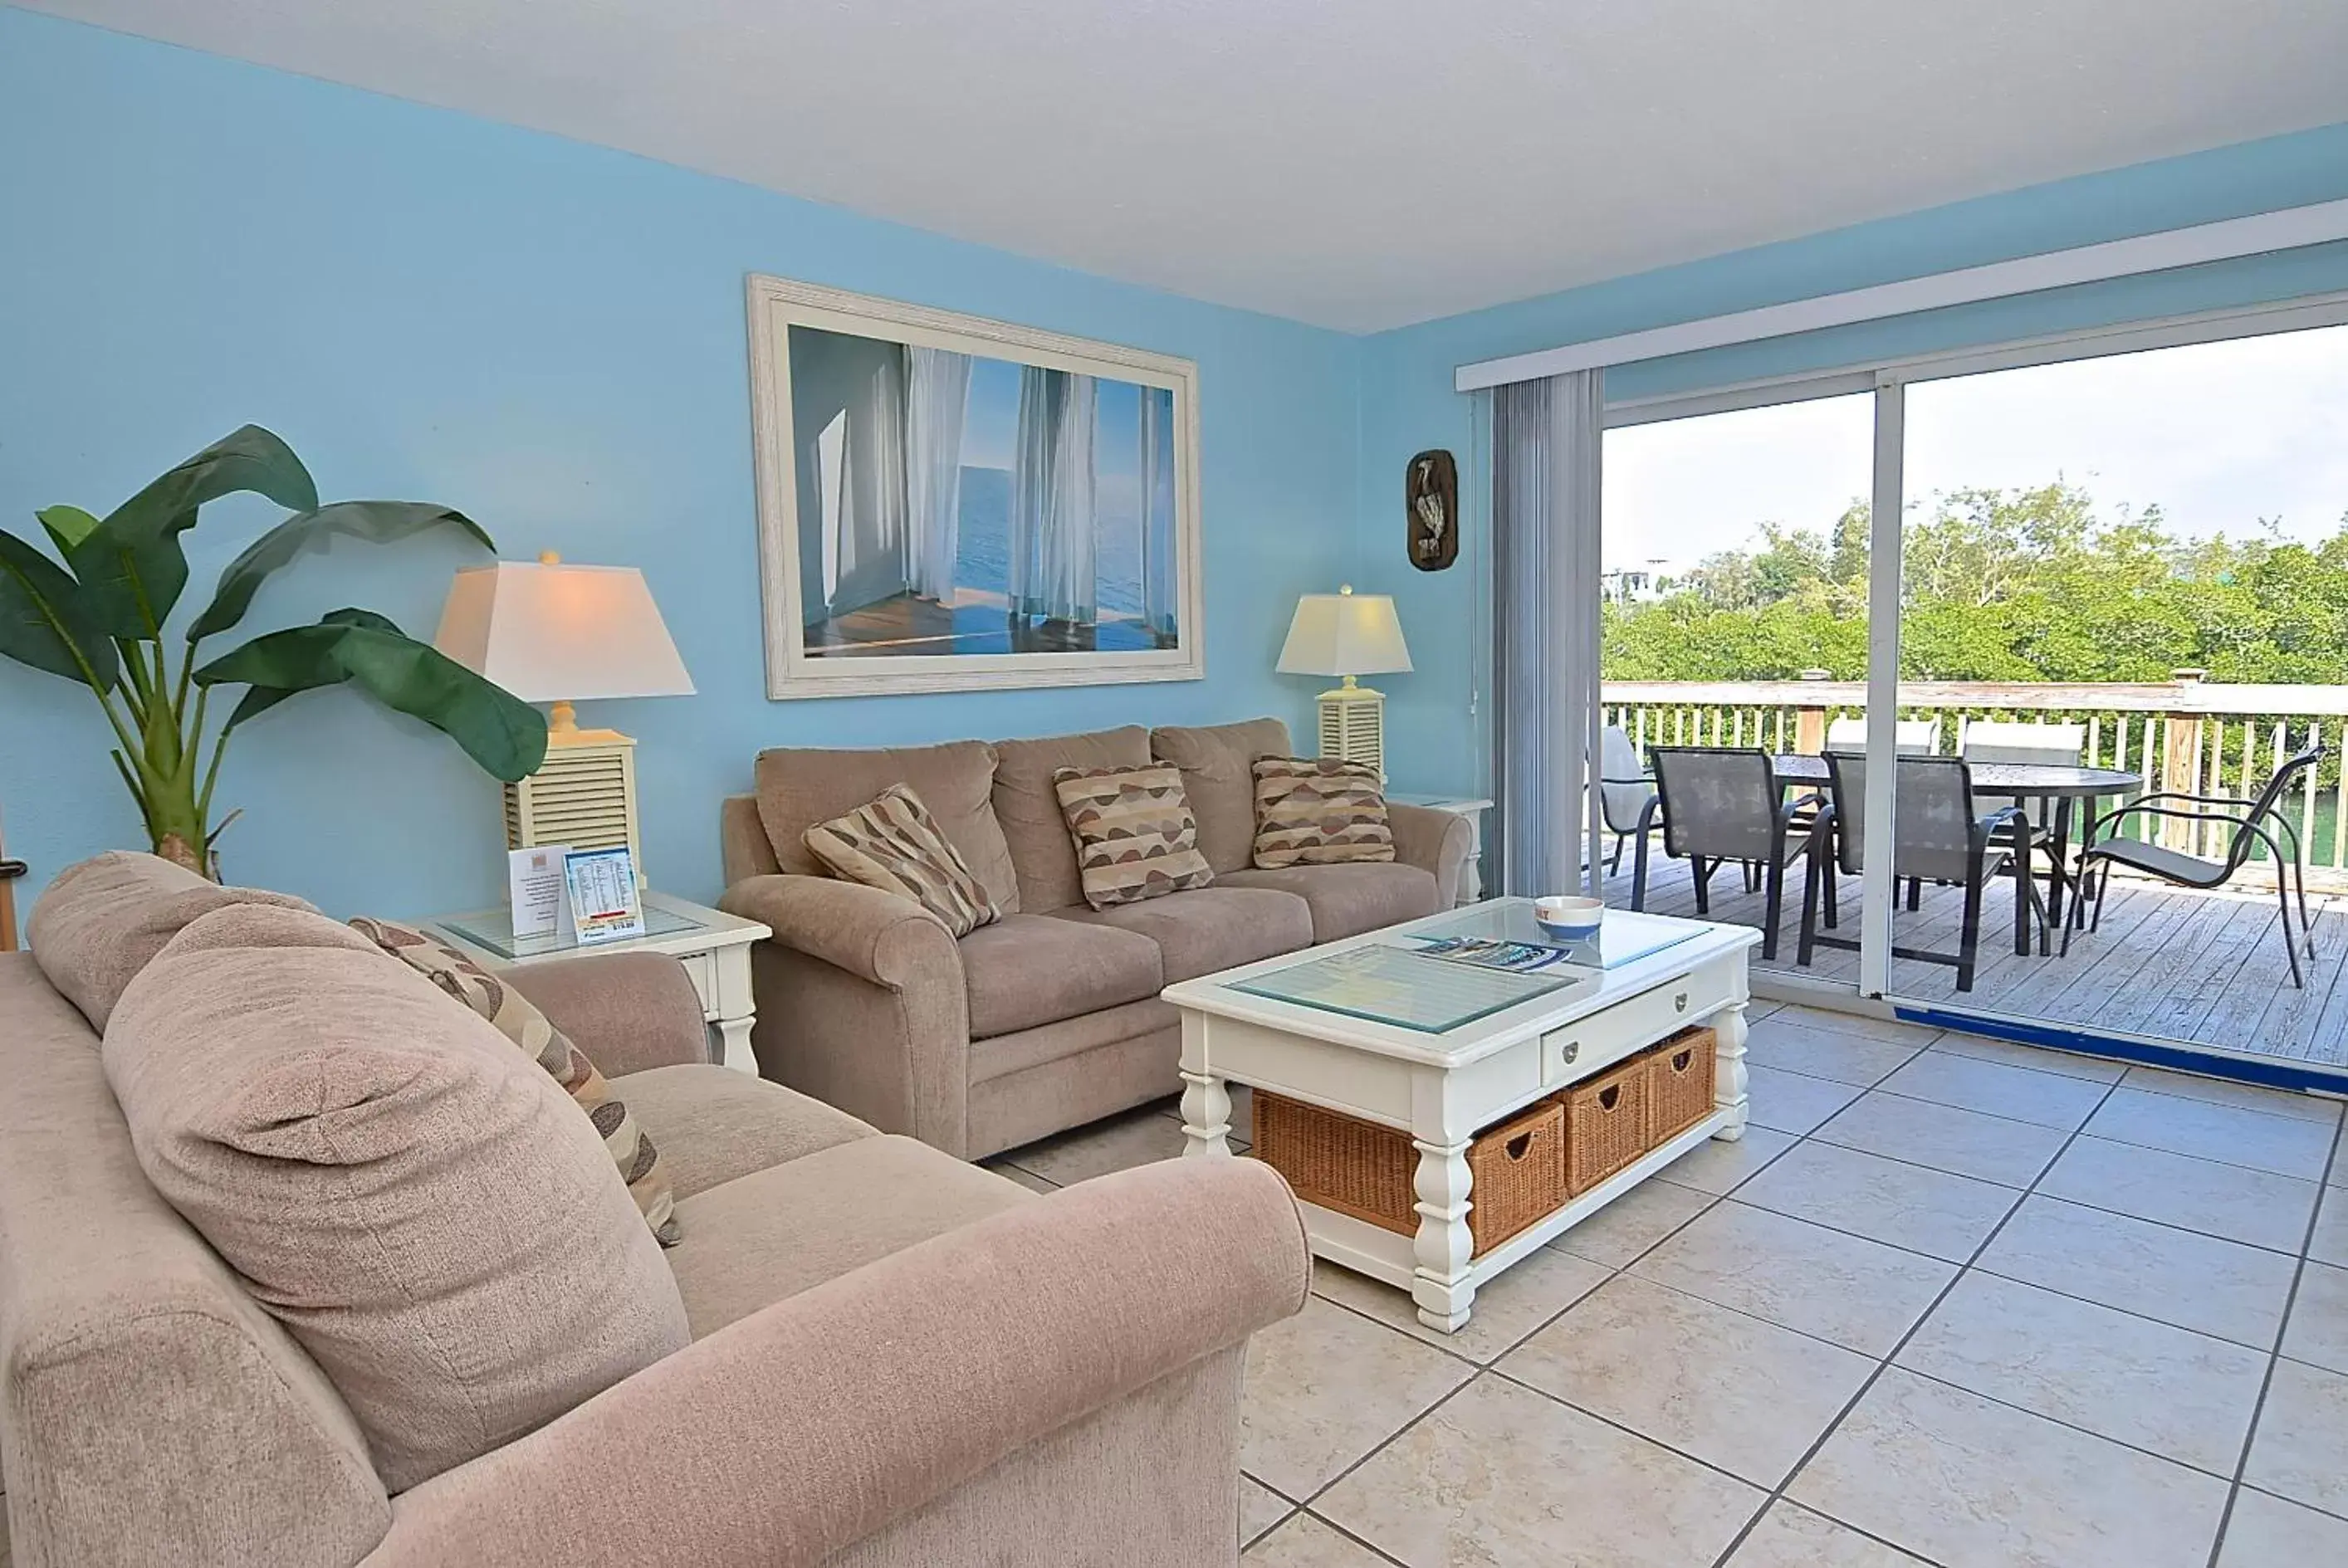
[1607, 850, 2348, 1067]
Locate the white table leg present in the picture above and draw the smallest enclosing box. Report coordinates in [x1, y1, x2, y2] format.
[1711, 1001, 1750, 1141]
[1411, 1136, 1475, 1331]
[1179, 1070, 1233, 1158]
[716, 1016, 759, 1076]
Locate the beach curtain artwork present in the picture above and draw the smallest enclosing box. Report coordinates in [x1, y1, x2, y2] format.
[748, 275, 1203, 699]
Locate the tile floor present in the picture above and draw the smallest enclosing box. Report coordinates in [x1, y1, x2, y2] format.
[986, 1001, 2348, 1567]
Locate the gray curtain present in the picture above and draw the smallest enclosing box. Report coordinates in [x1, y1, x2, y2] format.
[1490, 370, 1604, 898]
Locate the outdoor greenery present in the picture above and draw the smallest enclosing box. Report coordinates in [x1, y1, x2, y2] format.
[1605, 481, 2348, 686]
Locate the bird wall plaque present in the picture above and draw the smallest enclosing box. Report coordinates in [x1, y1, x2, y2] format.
[1406, 450, 1459, 572]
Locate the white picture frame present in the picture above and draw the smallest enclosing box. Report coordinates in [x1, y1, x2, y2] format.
[745, 273, 1206, 699]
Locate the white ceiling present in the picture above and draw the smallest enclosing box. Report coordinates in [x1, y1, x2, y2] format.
[29, 1, 2348, 331]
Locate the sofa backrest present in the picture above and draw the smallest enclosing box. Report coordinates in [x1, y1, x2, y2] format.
[754, 740, 1020, 912]
[1151, 718, 1294, 875]
[990, 726, 1152, 912]
[0, 953, 394, 1568]
[25, 850, 316, 1031]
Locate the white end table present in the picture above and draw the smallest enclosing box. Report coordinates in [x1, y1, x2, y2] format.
[1165, 900, 1754, 1333]
[428, 891, 772, 1075]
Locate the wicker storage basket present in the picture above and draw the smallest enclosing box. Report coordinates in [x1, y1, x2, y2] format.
[1646, 1027, 1719, 1143]
[1252, 1092, 1416, 1235]
[1464, 1100, 1568, 1256]
[1253, 1092, 1570, 1253]
[1560, 1056, 1651, 1195]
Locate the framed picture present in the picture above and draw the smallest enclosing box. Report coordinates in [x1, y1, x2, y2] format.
[746, 274, 1205, 699]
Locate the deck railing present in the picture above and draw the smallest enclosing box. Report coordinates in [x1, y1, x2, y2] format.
[1603, 670, 2348, 883]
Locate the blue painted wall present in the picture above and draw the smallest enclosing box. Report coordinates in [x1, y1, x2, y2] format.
[0, 7, 1363, 916]
[1355, 123, 2348, 803]
[8, 4, 2346, 918]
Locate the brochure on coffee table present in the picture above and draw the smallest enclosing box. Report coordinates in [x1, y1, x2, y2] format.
[1406, 935, 1578, 972]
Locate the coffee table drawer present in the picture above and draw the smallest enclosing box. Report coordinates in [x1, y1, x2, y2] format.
[1541, 965, 1731, 1088]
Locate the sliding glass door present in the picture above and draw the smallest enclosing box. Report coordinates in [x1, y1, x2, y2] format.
[1886, 323, 2348, 1080]
[1591, 303, 2348, 1084]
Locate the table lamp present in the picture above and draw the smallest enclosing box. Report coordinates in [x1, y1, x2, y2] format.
[434, 551, 695, 882]
[1276, 585, 1413, 778]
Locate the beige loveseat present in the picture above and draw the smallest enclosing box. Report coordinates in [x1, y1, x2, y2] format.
[0, 854, 1308, 1568]
[719, 718, 1474, 1160]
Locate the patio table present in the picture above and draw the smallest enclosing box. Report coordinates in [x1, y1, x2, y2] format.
[1769, 755, 2143, 940]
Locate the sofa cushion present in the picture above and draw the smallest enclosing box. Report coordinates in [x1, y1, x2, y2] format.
[1051, 886, 1313, 984]
[105, 902, 689, 1494]
[1151, 718, 1294, 874]
[802, 784, 1001, 937]
[350, 916, 679, 1244]
[1250, 756, 1397, 867]
[27, 850, 316, 1031]
[992, 726, 1152, 911]
[756, 740, 1020, 913]
[958, 913, 1163, 1039]
[663, 1136, 1033, 1337]
[1054, 764, 1216, 910]
[612, 1063, 875, 1199]
[1219, 862, 1441, 943]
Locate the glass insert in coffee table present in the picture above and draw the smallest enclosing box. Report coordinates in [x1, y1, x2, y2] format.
[438, 902, 710, 960]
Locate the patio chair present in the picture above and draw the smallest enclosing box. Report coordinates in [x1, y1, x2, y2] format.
[1600, 724, 1661, 891]
[1962, 719, 2085, 914]
[2064, 742, 2323, 988]
[1646, 747, 1813, 960]
[1798, 753, 2047, 992]
[1827, 717, 1944, 909]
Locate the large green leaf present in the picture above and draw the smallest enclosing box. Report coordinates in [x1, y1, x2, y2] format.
[71, 426, 320, 638]
[197, 608, 548, 782]
[188, 501, 495, 644]
[0, 528, 121, 688]
[36, 505, 100, 556]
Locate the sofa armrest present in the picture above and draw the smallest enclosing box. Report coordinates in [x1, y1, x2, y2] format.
[1391, 803, 1475, 906]
[719, 873, 961, 991]
[503, 951, 710, 1074]
[366, 1156, 1309, 1568]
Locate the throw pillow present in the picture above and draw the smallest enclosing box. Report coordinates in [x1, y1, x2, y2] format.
[348, 917, 679, 1245]
[1053, 764, 1216, 909]
[1250, 756, 1398, 867]
[801, 784, 1001, 937]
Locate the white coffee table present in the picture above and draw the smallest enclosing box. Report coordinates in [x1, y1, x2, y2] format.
[1164, 900, 1755, 1333]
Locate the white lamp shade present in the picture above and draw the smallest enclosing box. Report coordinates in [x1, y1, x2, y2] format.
[1275, 589, 1412, 678]
[433, 561, 695, 702]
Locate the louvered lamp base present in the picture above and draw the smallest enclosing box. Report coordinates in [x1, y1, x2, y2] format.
[1315, 684, 1387, 780]
[504, 731, 644, 883]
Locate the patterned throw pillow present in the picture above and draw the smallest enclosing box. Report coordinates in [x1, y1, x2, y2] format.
[1250, 756, 1397, 868]
[347, 918, 680, 1245]
[802, 784, 1001, 938]
[1053, 764, 1216, 910]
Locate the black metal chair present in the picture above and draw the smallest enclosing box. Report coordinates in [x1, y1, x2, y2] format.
[2064, 742, 2323, 988]
[1646, 747, 1812, 960]
[1798, 753, 2046, 992]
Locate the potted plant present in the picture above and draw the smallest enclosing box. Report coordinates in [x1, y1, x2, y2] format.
[0, 425, 547, 875]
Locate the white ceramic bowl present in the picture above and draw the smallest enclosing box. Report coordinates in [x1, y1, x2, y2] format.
[1533, 895, 1606, 941]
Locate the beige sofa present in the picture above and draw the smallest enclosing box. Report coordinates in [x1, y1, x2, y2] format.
[719, 717, 1474, 1160]
[0, 854, 1309, 1568]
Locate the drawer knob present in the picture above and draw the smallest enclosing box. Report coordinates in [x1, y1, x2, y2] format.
[1674, 991, 1690, 1014]
[1559, 1040, 1580, 1064]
